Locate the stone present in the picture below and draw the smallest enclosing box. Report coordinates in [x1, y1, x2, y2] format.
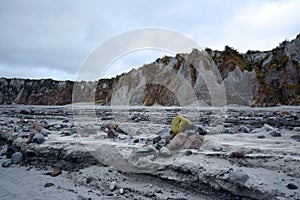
[152, 135, 161, 144]
[86, 177, 93, 184]
[229, 170, 249, 185]
[239, 126, 250, 133]
[159, 131, 174, 143]
[159, 147, 172, 157]
[32, 122, 42, 132]
[286, 183, 298, 190]
[44, 182, 55, 187]
[291, 135, 300, 142]
[5, 144, 15, 158]
[20, 109, 31, 115]
[234, 149, 245, 158]
[107, 129, 117, 138]
[169, 132, 187, 150]
[133, 138, 139, 143]
[115, 125, 128, 135]
[257, 135, 266, 139]
[2, 160, 12, 167]
[109, 181, 116, 191]
[171, 114, 194, 134]
[50, 169, 62, 177]
[222, 128, 236, 134]
[134, 145, 159, 157]
[269, 130, 281, 137]
[105, 123, 117, 130]
[119, 188, 124, 194]
[196, 125, 207, 135]
[11, 152, 23, 164]
[184, 150, 192, 156]
[212, 145, 223, 151]
[32, 133, 45, 144]
[183, 134, 204, 149]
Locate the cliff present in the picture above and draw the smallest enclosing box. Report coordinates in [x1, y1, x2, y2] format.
[1, 34, 299, 106]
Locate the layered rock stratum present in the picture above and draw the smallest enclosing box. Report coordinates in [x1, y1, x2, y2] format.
[1, 34, 299, 106]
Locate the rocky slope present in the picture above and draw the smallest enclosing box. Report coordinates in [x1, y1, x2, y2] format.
[1, 34, 299, 106]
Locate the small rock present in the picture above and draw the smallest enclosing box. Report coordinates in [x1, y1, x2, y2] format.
[159, 131, 174, 143]
[212, 145, 223, 152]
[115, 125, 128, 135]
[107, 129, 117, 138]
[119, 188, 124, 195]
[133, 145, 159, 158]
[234, 149, 245, 158]
[20, 109, 31, 115]
[291, 135, 300, 142]
[62, 119, 69, 123]
[239, 126, 250, 133]
[44, 182, 55, 187]
[159, 147, 172, 157]
[184, 134, 204, 149]
[222, 128, 236, 134]
[31, 122, 42, 132]
[286, 183, 298, 190]
[11, 152, 23, 164]
[257, 135, 266, 139]
[61, 131, 72, 136]
[109, 181, 116, 191]
[196, 125, 207, 135]
[50, 169, 62, 177]
[5, 144, 15, 158]
[269, 130, 281, 137]
[184, 150, 192, 156]
[169, 132, 187, 150]
[229, 170, 249, 185]
[133, 138, 139, 143]
[32, 133, 45, 144]
[86, 177, 93, 184]
[2, 160, 12, 168]
[152, 135, 161, 144]
[105, 123, 117, 130]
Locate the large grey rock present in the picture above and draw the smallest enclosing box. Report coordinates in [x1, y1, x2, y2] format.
[11, 152, 23, 164]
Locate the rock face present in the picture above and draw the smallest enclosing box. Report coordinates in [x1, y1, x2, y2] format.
[1, 34, 300, 106]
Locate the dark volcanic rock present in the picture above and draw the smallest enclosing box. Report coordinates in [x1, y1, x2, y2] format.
[286, 183, 298, 190]
[44, 182, 55, 188]
[32, 133, 45, 144]
[291, 135, 300, 142]
[2, 160, 12, 168]
[11, 152, 23, 164]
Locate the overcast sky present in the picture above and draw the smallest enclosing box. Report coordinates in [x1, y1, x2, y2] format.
[0, 0, 299, 81]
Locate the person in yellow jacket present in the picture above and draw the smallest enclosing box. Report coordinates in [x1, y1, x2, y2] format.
[171, 113, 195, 134]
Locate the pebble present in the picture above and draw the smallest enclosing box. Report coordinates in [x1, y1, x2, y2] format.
[20, 109, 31, 115]
[159, 147, 172, 157]
[107, 129, 117, 138]
[196, 125, 207, 135]
[257, 135, 266, 139]
[119, 188, 124, 194]
[212, 145, 223, 152]
[50, 169, 62, 177]
[222, 128, 236, 134]
[44, 182, 55, 187]
[109, 181, 116, 191]
[239, 126, 250, 133]
[291, 135, 300, 142]
[184, 150, 192, 156]
[11, 152, 23, 164]
[32, 133, 45, 144]
[229, 170, 249, 185]
[286, 183, 298, 190]
[2, 160, 12, 167]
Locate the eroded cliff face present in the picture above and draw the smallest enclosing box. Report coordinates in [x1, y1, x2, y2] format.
[1, 35, 299, 106]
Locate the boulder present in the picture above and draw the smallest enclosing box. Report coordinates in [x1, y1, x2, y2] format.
[159, 147, 172, 157]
